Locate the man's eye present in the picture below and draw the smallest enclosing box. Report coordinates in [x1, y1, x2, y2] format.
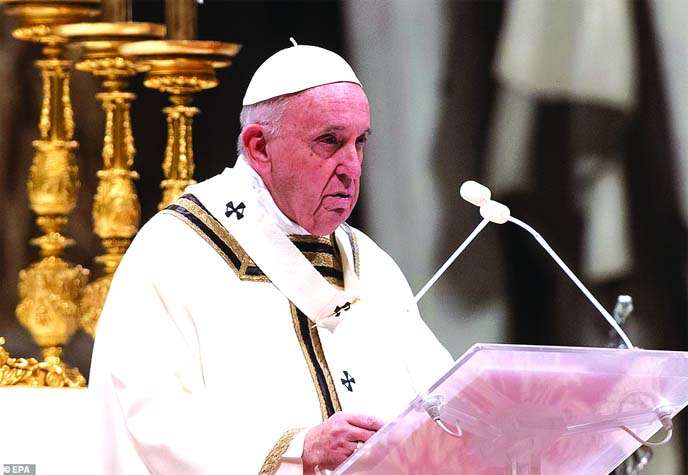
[320, 135, 338, 145]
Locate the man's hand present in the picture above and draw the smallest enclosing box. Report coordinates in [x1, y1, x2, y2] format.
[302, 412, 384, 474]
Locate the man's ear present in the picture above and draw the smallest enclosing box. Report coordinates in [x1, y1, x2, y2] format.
[242, 124, 271, 174]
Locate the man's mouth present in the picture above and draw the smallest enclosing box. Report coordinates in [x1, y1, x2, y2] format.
[322, 192, 353, 209]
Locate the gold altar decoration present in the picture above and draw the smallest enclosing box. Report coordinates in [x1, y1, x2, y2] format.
[53, 21, 166, 336]
[0, 0, 99, 384]
[0, 336, 86, 387]
[119, 39, 241, 209]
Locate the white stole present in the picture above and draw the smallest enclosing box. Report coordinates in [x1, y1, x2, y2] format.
[188, 168, 360, 332]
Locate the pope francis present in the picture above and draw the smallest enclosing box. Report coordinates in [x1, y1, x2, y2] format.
[89, 43, 453, 475]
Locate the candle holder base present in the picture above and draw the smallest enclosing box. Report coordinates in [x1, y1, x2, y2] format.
[0, 337, 86, 387]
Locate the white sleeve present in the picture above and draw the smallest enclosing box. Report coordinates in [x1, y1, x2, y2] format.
[92, 255, 226, 473]
[91, 223, 308, 474]
[382, 249, 455, 392]
[352, 228, 454, 394]
[399, 298, 455, 392]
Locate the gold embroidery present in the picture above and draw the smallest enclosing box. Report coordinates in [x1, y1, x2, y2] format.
[303, 251, 343, 288]
[160, 208, 265, 281]
[164, 196, 345, 287]
[175, 196, 271, 282]
[291, 304, 342, 420]
[291, 304, 327, 420]
[303, 252, 342, 272]
[310, 323, 343, 414]
[289, 234, 344, 288]
[287, 234, 330, 243]
[258, 427, 304, 475]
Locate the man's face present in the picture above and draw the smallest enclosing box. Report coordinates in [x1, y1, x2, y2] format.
[262, 82, 371, 236]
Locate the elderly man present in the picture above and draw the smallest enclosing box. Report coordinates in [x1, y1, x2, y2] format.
[90, 44, 452, 475]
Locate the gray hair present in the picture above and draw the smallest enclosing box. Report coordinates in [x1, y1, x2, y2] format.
[236, 94, 293, 156]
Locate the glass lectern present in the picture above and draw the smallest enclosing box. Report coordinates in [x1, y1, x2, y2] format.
[334, 344, 688, 475]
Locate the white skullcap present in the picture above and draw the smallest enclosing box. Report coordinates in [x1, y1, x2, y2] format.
[242, 40, 362, 106]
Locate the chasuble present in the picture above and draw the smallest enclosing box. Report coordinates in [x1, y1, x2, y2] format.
[89, 159, 453, 474]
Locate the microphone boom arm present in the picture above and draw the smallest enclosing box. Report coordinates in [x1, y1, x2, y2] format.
[414, 181, 635, 350]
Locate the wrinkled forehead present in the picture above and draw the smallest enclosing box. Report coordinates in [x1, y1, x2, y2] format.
[281, 82, 370, 126]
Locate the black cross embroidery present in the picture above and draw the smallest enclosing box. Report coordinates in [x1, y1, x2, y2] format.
[341, 371, 356, 392]
[225, 201, 246, 220]
[333, 301, 351, 317]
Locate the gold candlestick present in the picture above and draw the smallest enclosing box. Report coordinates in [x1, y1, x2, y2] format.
[101, 0, 130, 22]
[119, 40, 241, 209]
[165, 0, 196, 40]
[0, 0, 99, 386]
[53, 21, 165, 337]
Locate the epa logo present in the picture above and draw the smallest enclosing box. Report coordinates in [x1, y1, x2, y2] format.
[3, 465, 35, 474]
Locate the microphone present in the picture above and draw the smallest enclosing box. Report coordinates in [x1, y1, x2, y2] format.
[460, 181, 510, 223]
[459, 181, 491, 207]
[479, 200, 510, 224]
[415, 181, 635, 350]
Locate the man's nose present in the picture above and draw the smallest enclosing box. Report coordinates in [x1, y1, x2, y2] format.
[336, 144, 362, 181]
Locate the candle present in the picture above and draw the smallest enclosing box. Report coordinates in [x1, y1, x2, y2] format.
[101, 0, 132, 22]
[165, 0, 198, 40]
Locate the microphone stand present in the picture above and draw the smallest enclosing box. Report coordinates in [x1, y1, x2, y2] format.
[609, 296, 653, 475]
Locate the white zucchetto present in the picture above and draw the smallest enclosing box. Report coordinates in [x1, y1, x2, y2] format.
[242, 41, 362, 106]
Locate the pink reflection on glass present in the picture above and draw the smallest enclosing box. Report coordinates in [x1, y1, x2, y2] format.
[335, 344, 688, 475]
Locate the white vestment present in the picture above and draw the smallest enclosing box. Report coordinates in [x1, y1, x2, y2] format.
[89, 158, 453, 475]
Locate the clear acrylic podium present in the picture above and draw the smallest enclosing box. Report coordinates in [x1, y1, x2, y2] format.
[334, 344, 688, 475]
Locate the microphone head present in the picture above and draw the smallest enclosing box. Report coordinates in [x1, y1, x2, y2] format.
[479, 200, 510, 224]
[460, 181, 491, 207]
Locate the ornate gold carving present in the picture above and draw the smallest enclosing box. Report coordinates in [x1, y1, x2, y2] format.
[53, 22, 166, 336]
[118, 40, 240, 208]
[29, 139, 79, 219]
[1, 0, 101, 381]
[12, 24, 63, 44]
[2, 0, 100, 45]
[160, 96, 198, 209]
[143, 68, 218, 95]
[16, 256, 89, 348]
[0, 337, 86, 388]
[93, 169, 140, 239]
[0, 0, 100, 29]
[79, 274, 112, 337]
[18, 53, 86, 354]
[77, 57, 139, 77]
